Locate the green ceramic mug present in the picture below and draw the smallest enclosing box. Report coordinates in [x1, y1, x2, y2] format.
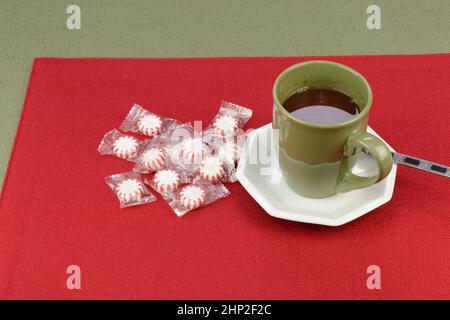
[272, 60, 393, 198]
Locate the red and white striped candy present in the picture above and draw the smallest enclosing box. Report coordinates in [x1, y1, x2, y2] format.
[199, 156, 225, 182]
[218, 140, 239, 163]
[140, 147, 166, 171]
[180, 185, 206, 210]
[113, 136, 139, 160]
[179, 138, 207, 162]
[213, 115, 239, 137]
[153, 169, 181, 193]
[138, 114, 162, 137]
[115, 179, 144, 204]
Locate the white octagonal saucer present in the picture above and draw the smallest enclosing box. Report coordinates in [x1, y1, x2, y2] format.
[236, 124, 397, 227]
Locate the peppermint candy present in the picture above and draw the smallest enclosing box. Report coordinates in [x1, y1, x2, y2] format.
[199, 156, 225, 182]
[213, 115, 239, 137]
[113, 136, 139, 160]
[105, 171, 156, 208]
[180, 185, 206, 210]
[115, 178, 144, 204]
[139, 147, 166, 171]
[179, 138, 208, 162]
[218, 140, 239, 163]
[153, 169, 181, 193]
[138, 114, 162, 137]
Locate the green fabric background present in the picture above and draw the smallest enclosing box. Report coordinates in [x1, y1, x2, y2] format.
[0, 0, 449, 189]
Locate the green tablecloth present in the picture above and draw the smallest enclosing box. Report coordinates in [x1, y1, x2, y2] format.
[0, 0, 449, 189]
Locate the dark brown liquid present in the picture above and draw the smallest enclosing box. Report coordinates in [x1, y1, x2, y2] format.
[283, 87, 360, 124]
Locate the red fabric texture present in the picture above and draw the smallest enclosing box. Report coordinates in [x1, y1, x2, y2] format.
[0, 56, 449, 299]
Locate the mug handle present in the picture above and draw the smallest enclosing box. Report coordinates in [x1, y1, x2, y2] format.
[336, 132, 393, 193]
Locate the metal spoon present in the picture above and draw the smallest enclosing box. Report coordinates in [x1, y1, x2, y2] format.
[391, 152, 449, 178]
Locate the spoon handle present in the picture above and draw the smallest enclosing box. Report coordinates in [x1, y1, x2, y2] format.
[391, 152, 449, 178]
[360, 148, 449, 178]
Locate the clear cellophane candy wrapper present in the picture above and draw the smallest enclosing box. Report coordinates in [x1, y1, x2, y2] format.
[98, 128, 147, 162]
[204, 100, 253, 141]
[119, 103, 180, 138]
[202, 101, 253, 182]
[163, 122, 212, 172]
[161, 176, 231, 217]
[105, 171, 156, 208]
[203, 135, 246, 183]
[142, 123, 202, 195]
[133, 122, 185, 173]
[133, 139, 169, 174]
[145, 162, 193, 197]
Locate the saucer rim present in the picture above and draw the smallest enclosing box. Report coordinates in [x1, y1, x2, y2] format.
[236, 123, 397, 227]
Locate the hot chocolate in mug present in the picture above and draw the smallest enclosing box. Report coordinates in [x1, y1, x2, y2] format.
[272, 60, 393, 198]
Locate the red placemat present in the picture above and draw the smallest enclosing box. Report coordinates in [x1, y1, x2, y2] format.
[0, 56, 449, 299]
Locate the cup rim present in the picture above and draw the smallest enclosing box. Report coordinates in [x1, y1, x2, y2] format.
[273, 60, 373, 129]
